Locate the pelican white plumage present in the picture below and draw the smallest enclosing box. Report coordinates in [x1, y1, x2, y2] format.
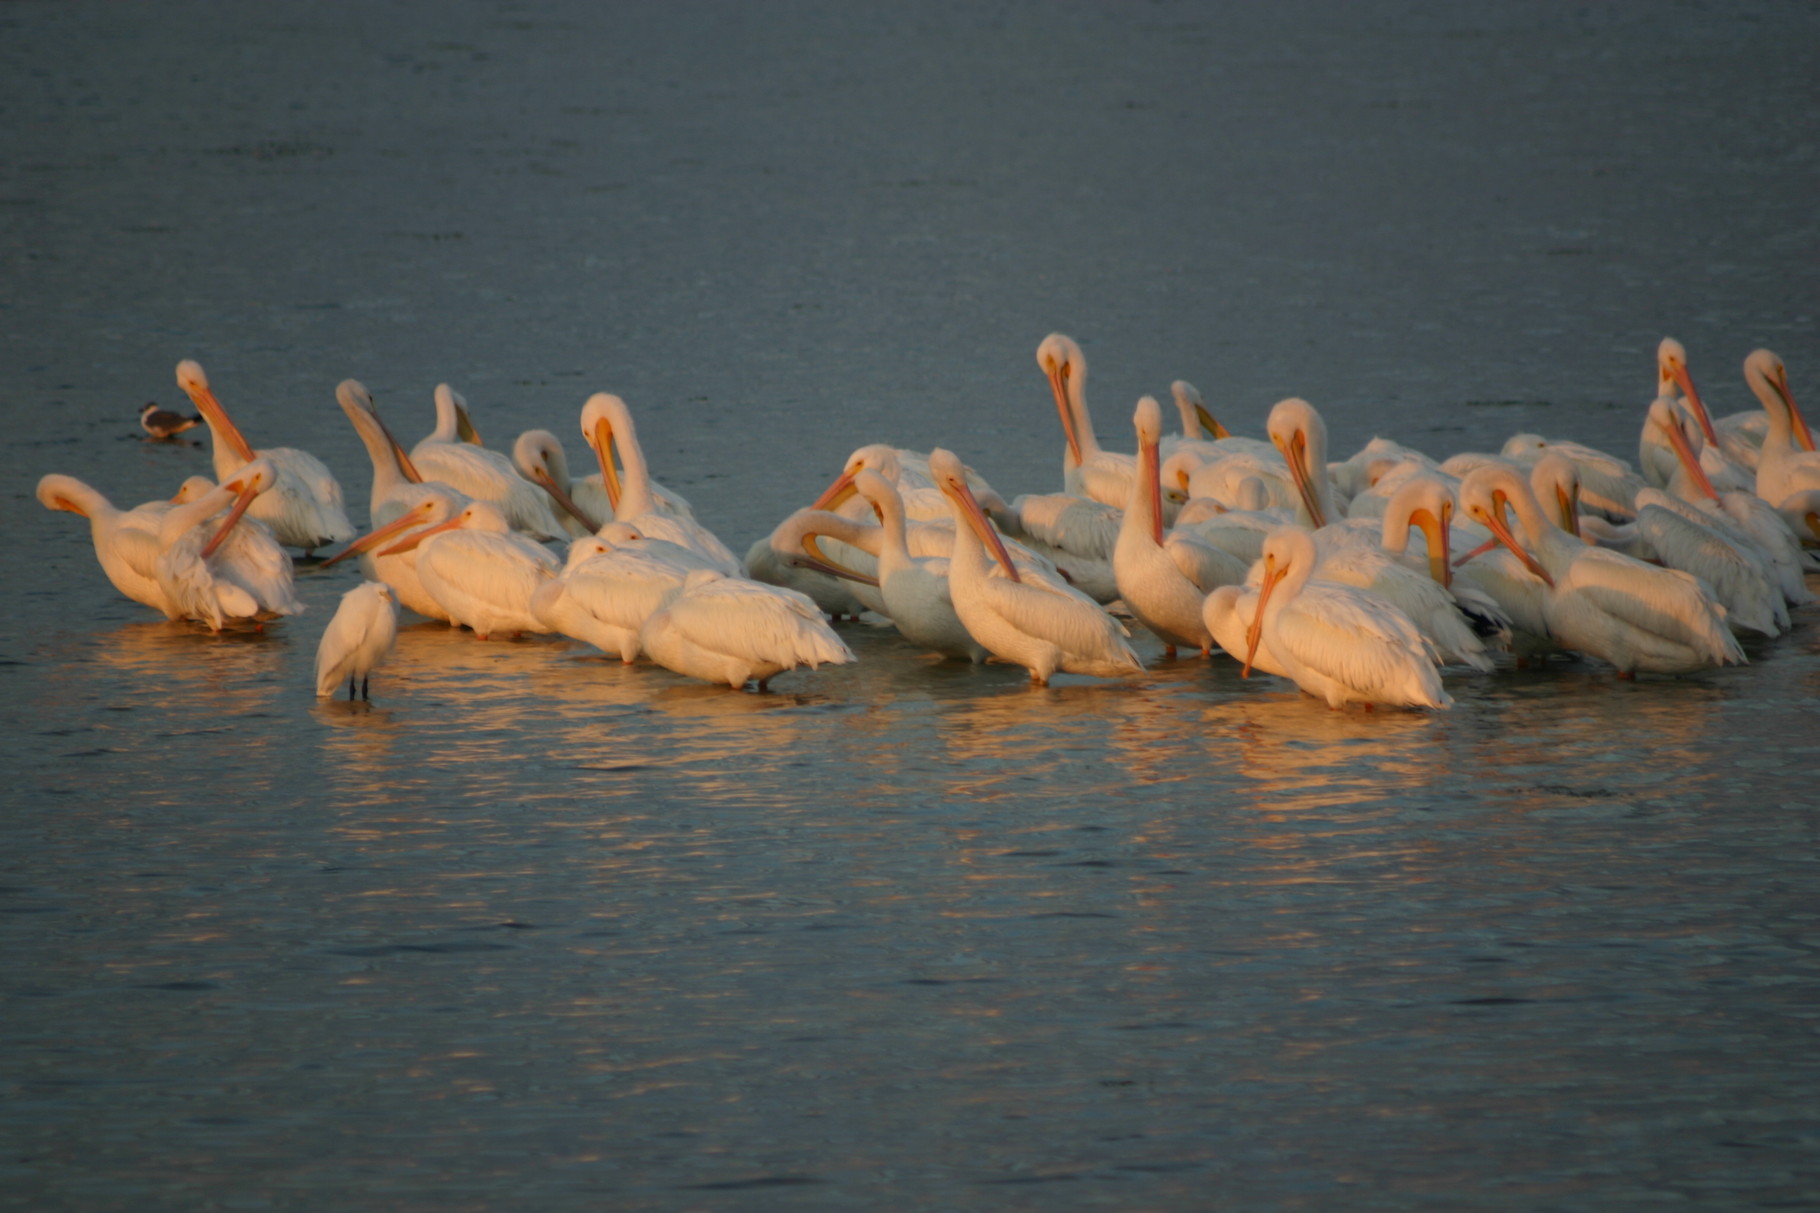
[174, 359, 355, 554]
[169, 466, 305, 620]
[994, 492, 1123, 603]
[1655, 337, 1810, 472]
[1038, 333, 1137, 508]
[579, 393, 744, 576]
[531, 528, 706, 662]
[336, 379, 425, 520]
[511, 430, 603, 536]
[1459, 463, 1744, 677]
[405, 385, 565, 539]
[1266, 397, 1343, 529]
[37, 475, 173, 611]
[750, 508, 882, 618]
[314, 582, 399, 699]
[154, 463, 290, 631]
[1644, 397, 1813, 609]
[1237, 526, 1451, 710]
[638, 569, 854, 690]
[932, 447, 1143, 685]
[378, 500, 559, 639]
[1113, 396, 1247, 655]
[848, 469, 989, 661]
[322, 486, 467, 621]
[1747, 349, 1820, 509]
[1498, 431, 1644, 522]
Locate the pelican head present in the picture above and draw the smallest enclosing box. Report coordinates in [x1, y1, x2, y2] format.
[1266, 397, 1330, 528]
[337, 378, 423, 482]
[1243, 526, 1317, 677]
[1656, 336, 1717, 443]
[1037, 332, 1086, 465]
[1459, 465, 1555, 587]
[175, 358, 255, 461]
[1745, 348, 1813, 451]
[580, 393, 634, 511]
[1171, 379, 1227, 440]
[513, 428, 598, 530]
[201, 457, 277, 558]
[931, 446, 1021, 581]
[322, 485, 465, 566]
[1646, 396, 1718, 500]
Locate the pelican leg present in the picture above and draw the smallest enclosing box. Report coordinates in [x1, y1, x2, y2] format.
[361, 675, 371, 701]
[346, 674, 357, 701]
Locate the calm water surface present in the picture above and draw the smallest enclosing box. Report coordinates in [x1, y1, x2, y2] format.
[4, 2, 1818, 1209]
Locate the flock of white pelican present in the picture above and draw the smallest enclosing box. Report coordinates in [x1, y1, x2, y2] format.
[38, 335, 1820, 709]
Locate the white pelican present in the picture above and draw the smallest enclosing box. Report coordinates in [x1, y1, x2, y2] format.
[322, 485, 466, 621]
[511, 429, 603, 536]
[638, 569, 855, 690]
[1330, 436, 1439, 503]
[1038, 333, 1137, 507]
[749, 509, 879, 619]
[1498, 431, 1644, 522]
[1645, 397, 1814, 609]
[845, 470, 990, 661]
[169, 467, 305, 620]
[995, 491, 1123, 603]
[1459, 464, 1744, 677]
[37, 475, 173, 611]
[531, 529, 707, 662]
[174, 359, 355, 554]
[315, 582, 399, 700]
[932, 447, 1143, 685]
[336, 378, 425, 520]
[1747, 349, 1820, 508]
[1238, 527, 1451, 711]
[580, 393, 744, 576]
[139, 402, 201, 440]
[377, 500, 560, 639]
[1113, 396, 1247, 656]
[1656, 337, 1814, 470]
[154, 463, 298, 630]
[1266, 397, 1343, 529]
[405, 384, 565, 539]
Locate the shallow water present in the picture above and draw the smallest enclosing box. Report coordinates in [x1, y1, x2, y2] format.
[4, 2, 1819, 1209]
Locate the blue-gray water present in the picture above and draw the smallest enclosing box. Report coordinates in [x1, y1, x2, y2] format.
[4, 3, 1818, 1209]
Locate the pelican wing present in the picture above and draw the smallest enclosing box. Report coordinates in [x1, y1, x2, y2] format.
[1274, 582, 1447, 704]
[664, 577, 854, 668]
[1007, 493, 1121, 559]
[1561, 547, 1743, 659]
[1164, 533, 1248, 592]
[973, 571, 1138, 660]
